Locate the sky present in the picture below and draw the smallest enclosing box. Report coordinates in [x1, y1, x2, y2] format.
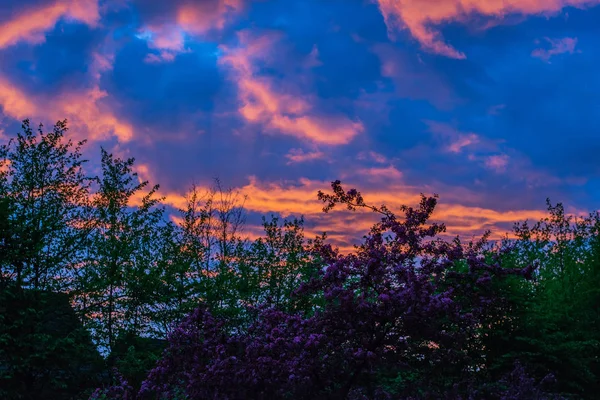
[1, 0, 599, 249]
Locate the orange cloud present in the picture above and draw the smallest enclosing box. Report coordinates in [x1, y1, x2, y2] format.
[146, 174, 549, 252]
[0, 158, 10, 173]
[0, 28, 133, 143]
[0, 78, 38, 119]
[58, 86, 134, 142]
[0, 78, 133, 142]
[532, 37, 580, 61]
[219, 31, 363, 145]
[375, 0, 600, 58]
[0, 0, 100, 49]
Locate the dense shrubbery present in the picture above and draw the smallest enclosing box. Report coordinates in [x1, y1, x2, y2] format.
[1, 120, 599, 399]
[0, 286, 105, 399]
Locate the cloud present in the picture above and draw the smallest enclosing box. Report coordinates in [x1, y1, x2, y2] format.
[219, 31, 363, 145]
[484, 154, 510, 172]
[303, 45, 322, 68]
[0, 77, 133, 142]
[532, 37, 580, 61]
[144, 51, 177, 63]
[58, 86, 134, 142]
[0, 0, 100, 49]
[150, 175, 549, 252]
[375, 0, 600, 58]
[136, 0, 243, 62]
[425, 121, 515, 174]
[137, 25, 187, 62]
[424, 122, 576, 185]
[285, 148, 326, 164]
[357, 151, 388, 164]
[0, 23, 135, 144]
[176, 0, 242, 34]
[447, 134, 480, 153]
[426, 121, 483, 153]
[0, 78, 38, 119]
[356, 165, 403, 181]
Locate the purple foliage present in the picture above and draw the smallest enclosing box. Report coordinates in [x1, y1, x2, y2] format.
[136, 182, 548, 399]
[497, 362, 560, 400]
[90, 369, 135, 400]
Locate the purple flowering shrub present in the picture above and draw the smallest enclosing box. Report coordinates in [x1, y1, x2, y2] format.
[90, 369, 135, 400]
[134, 181, 553, 399]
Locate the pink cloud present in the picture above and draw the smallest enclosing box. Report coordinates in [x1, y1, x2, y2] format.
[304, 45, 322, 68]
[285, 148, 326, 164]
[137, 0, 242, 62]
[0, 78, 133, 142]
[90, 51, 114, 80]
[426, 121, 482, 153]
[532, 37, 580, 61]
[425, 121, 518, 175]
[137, 25, 186, 63]
[176, 0, 242, 34]
[447, 134, 480, 153]
[0, 27, 136, 144]
[357, 165, 403, 181]
[357, 151, 388, 164]
[219, 31, 363, 145]
[144, 51, 178, 63]
[484, 154, 510, 172]
[375, 0, 600, 58]
[141, 24, 185, 50]
[58, 86, 134, 142]
[0, 78, 38, 119]
[0, 0, 100, 49]
[269, 115, 363, 146]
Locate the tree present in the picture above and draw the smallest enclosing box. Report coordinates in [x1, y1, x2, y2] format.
[491, 201, 600, 398]
[168, 182, 247, 319]
[0, 119, 93, 291]
[78, 149, 164, 354]
[138, 181, 542, 399]
[235, 216, 324, 315]
[0, 285, 105, 400]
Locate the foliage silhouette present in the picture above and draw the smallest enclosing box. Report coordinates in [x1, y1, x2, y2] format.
[0, 121, 597, 398]
[137, 181, 551, 399]
[0, 285, 105, 400]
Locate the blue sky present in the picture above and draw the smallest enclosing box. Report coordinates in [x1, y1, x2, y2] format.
[1, 0, 599, 248]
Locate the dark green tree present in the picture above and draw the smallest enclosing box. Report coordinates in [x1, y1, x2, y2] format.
[0, 120, 93, 291]
[486, 200, 600, 398]
[0, 286, 105, 400]
[235, 216, 324, 314]
[78, 149, 163, 355]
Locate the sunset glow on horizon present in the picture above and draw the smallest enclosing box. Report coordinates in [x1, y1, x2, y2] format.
[1, 0, 598, 250]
